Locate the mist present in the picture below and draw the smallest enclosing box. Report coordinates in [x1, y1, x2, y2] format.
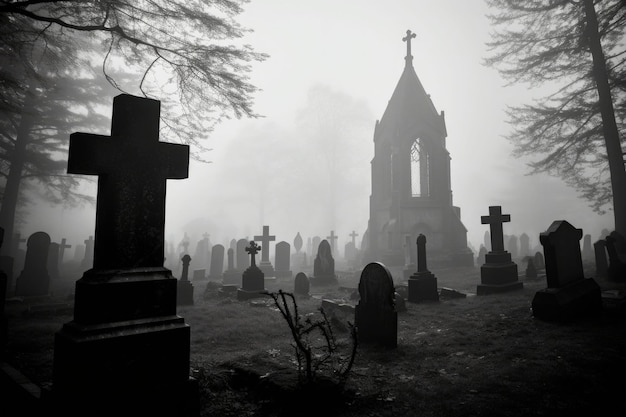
[21, 0, 613, 259]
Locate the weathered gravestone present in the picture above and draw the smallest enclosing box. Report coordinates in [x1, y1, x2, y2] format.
[236, 238, 249, 271]
[254, 225, 276, 277]
[208, 244, 225, 280]
[14, 231, 51, 297]
[222, 248, 240, 285]
[477, 206, 523, 295]
[177, 254, 194, 306]
[525, 257, 538, 279]
[193, 235, 210, 271]
[408, 234, 439, 302]
[534, 251, 545, 270]
[310, 239, 338, 286]
[237, 241, 267, 301]
[531, 220, 602, 322]
[293, 272, 310, 298]
[594, 239, 609, 278]
[605, 232, 626, 281]
[274, 241, 292, 278]
[50, 94, 197, 417]
[355, 262, 397, 348]
[519, 233, 530, 258]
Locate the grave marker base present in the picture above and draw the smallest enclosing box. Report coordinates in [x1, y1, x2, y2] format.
[532, 278, 602, 322]
[478, 261, 523, 295]
[408, 271, 439, 302]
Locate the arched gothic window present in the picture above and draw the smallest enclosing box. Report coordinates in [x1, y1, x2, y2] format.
[410, 139, 429, 197]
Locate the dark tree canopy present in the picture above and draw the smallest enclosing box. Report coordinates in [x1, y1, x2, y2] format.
[484, 0, 625, 216]
[0, 0, 267, 254]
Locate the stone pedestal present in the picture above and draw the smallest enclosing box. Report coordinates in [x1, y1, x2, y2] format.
[477, 251, 523, 295]
[50, 268, 198, 417]
[408, 271, 439, 302]
[177, 279, 194, 306]
[237, 265, 267, 301]
[531, 278, 602, 322]
[258, 261, 275, 278]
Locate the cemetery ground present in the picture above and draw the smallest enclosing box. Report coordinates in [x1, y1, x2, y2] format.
[3, 263, 626, 417]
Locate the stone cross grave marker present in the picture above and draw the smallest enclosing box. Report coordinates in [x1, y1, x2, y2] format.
[254, 226, 276, 277]
[237, 241, 266, 300]
[355, 262, 397, 348]
[532, 220, 601, 322]
[326, 230, 338, 254]
[177, 254, 194, 306]
[52, 94, 195, 415]
[15, 231, 51, 297]
[478, 206, 522, 295]
[59, 238, 72, 264]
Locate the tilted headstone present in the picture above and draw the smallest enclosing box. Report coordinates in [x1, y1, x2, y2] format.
[293, 272, 310, 297]
[208, 244, 225, 280]
[310, 239, 338, 286]
[477, 206, 522, 295]
[593, 239, 608, 278]
[408, 234, 439, 302]
[177, 254, 194, 306]
[532, 220, 601, 322]
[355, 262, 397, 348]
[237, 241, 267, 301]
[15, 231, 51, 297]
[51, 94, 195, 415]
[605, 231, 626, 281]
[274, 241, 292, 278]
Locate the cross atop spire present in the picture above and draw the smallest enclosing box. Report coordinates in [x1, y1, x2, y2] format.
[402, 29, 416, 64]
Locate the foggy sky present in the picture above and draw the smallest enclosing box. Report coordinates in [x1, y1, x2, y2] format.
[25, 0, 613, 259]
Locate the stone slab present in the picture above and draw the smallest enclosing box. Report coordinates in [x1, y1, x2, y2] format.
[531, 278, 602, 322]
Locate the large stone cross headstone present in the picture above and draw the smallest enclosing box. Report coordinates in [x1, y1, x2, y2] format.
[254, 226, 275, 277]
[15, 231, 51, 297]
[51, 94, 196, 416]
[532, 220, 601, 322]
[67, 96, 189, 270]
[477, 206, 522, 295]
[355, 262, 397, 348]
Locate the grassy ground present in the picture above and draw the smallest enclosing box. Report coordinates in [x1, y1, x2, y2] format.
[3, 262, 626, 416]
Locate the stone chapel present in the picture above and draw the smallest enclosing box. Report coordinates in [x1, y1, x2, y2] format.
[365, 30, 474, 267]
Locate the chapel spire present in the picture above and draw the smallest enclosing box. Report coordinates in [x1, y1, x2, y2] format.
[402, 29, 416, 65]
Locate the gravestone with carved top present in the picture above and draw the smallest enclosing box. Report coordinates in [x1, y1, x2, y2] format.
[274, 241, 292, 278]
[237, 241, 268, 301]
[15, 231, 51, 297]
[408, 234, 439, 302]
[355, 262, 397, 348]
[310, 239, 338, 286]
[177, 254, 194, 306]
[50, 94, 197, 417]
[477, 206, 523, 295]
[531, 220, 602, 322]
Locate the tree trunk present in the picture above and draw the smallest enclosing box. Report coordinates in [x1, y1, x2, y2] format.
[0, 95, 34, 256]
[583, 0, 626, 236]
